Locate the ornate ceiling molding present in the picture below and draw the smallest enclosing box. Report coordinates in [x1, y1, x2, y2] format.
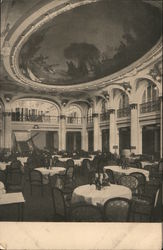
[1, 0, 162, 93]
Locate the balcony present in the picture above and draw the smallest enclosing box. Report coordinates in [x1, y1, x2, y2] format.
[140, 100, 160, 114]
[100, 111, 110, 122]
[87, 116, 93, 124]
[11, 113, 59, 123]
[66, 116, 82, 124]
[117, 107, 130, 118]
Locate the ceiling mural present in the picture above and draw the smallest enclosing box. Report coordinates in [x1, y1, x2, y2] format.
[19, 0, 161, 86]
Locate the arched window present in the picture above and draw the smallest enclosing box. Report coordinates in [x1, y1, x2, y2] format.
[141, 82, 159, 103]
[100, 100, 109, 121]
[117, 93, 130, 118]
[87, 107, 93, 124]
[11, 99, 59, 123]
[66, 105, 82, 124]
[119, 94, 129, 109]
[140, 82, 159, 113]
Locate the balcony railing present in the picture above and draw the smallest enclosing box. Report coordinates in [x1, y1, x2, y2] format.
[140, 100, 160, 114]
[66, 116, 82, 124]
[100, 111, 110, 121]
[87, 116, 93, 124]
[117, 107, 130, 118]
[11, 113, 59, 123]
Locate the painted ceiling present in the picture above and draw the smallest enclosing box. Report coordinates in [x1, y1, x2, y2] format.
[19, 0, 162, 86]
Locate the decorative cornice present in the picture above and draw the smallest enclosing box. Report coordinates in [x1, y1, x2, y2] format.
[2, 0, 162, 94]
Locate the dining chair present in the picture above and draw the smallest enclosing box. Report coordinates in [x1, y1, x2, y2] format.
[103, 197, 131, 222]
[105, 169, 115, 184]
[66, 159, 74, 168]
[130, 186, 161, 222]
[51, 187, 70, 221]
[70, 203, 103, 222]
[6, 166, 25, 193]
[129, 172, 146, 195]
[118, 175, 139, 196]
[29, 169, 44, 196]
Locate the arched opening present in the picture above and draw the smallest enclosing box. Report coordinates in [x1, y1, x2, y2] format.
[11, 99, 60, 153]
[66, 105, 82, 124]
[140, 81, 159, 113]
[11, 99, 59, 123]
[117, 93, 130, 118]
[140, 81, 160, 159]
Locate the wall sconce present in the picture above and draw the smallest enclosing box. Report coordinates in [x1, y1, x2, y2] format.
[4, 94, 12, 102]
[61, 99, 68, 107]
[123, 82, 132, 93]
[102, 91, 110, 100]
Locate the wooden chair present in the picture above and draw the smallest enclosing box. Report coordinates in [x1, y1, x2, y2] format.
[29, 169, 44, 196]
[129, 172, 146, 196]
[118, 175, 139, 196]
[6, 167, 25, 193]
[103, 197, 131, 222]
[70, 203, 103, 222]
[51, 187, 70, 221]
[105, 169, 115, 184]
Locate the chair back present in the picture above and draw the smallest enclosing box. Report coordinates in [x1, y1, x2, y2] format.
[144, 164, 159, 179]
[49, 174, 64, 190]
[129, 172, 146, 186]
[105, 169, 115, 184]
[82, 159, 92, 171]
[66, 159, 74, 168]
[104, 197, 131, 222]
[118, 175, 139, 195]
[29, 169, 43, 185]
[52, 187, 67, 218]
[70, 203, 103, 222]
[6, 166, 24, 192]
[65, 166, 74, 180]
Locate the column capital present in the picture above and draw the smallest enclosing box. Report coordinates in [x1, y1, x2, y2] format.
[130, 103, 138, 110]
[108, 109, 115, 114]
[92, 113, 99, 118]
[60, 114, 66, 119]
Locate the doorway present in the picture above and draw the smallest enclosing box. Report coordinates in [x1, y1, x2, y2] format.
[66, 132, 81, 152]
[102, 129, 109, 152]
[119, 127, 130, 153]
[88, 130, 94, 152]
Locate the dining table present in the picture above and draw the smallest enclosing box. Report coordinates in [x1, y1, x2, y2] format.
[0, 192, 25, 221]
[0, 162, 11, 171]
[71, 184, 132, 207]
[104, 165, 149, 181]
[36, 166, 66, 184]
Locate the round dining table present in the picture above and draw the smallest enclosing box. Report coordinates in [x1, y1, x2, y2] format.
[71, 184, 132, 206]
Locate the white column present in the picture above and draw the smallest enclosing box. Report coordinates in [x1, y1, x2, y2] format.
[130, 103, 139, 154]
[3, 110, 12, 150]
[93, 113, 101, 151]
[138, 126, 142, 154]
[82, 117, 88, 151]
[109, 109, 117, 154]
[59, 115, 66, 151]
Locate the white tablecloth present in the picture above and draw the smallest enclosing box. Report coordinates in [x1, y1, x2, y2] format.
[36, 167, 66, 184]
[36, 167, 66, 176]
[17, 157, 28, 165]
[0, 162, 11, 171]
[71, 184, 132, 206]
[104, 165, 149, 181]
[140, 161, 158, 169]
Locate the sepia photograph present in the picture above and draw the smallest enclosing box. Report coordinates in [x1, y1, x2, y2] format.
[0, 0, 162, 249]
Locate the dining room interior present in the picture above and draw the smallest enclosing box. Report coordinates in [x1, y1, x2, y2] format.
[0, 0, 162, 223]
